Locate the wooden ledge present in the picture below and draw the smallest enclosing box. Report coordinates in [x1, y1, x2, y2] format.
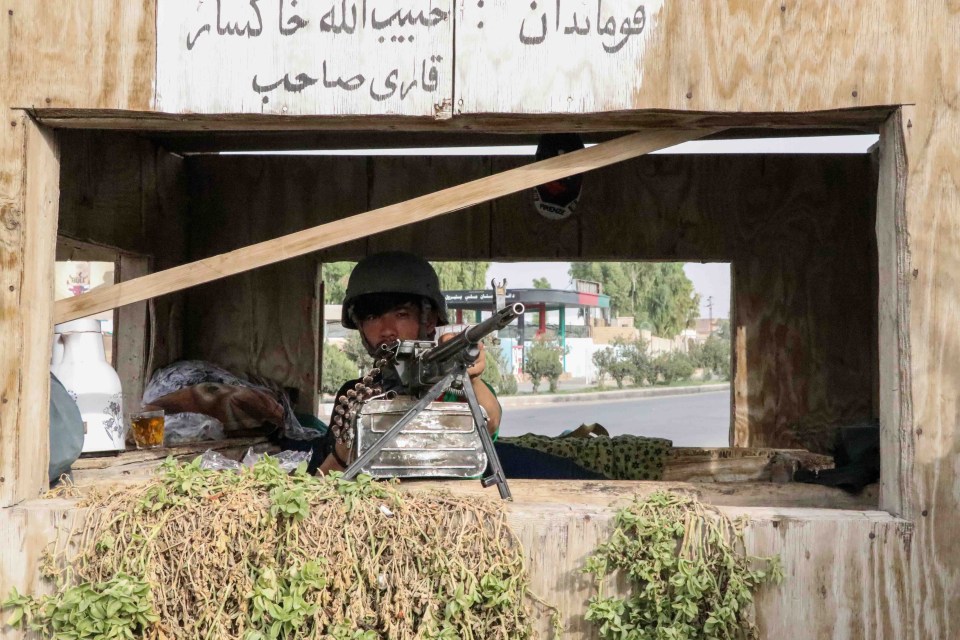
[402, 478, 876, 511]
[66, 442, 862, 510]
[70, 437, 277, 485]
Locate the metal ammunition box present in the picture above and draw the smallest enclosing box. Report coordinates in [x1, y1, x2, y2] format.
[353, 397, 487, 478]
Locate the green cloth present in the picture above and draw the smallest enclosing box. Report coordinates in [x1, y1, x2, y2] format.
[498, 433, 672, 480]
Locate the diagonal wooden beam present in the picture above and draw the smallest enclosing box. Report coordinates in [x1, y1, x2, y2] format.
[54, 128, 717, 324]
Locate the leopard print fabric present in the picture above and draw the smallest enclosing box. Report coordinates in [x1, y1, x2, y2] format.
[498, 433, 672, 480]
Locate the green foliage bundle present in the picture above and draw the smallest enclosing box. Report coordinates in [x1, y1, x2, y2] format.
[524, 338, 567, 393]
[480, 336, 518, 396]
[592, 345, 633, 389]
[3, 574, 158, 640]
[321, 342, 359, 395]
[654, 351, 695, 385]
[429, 261, 491, 291]
[3, 458, 555, 640]
[532, 277, 552, 289]
[592, 338, 655, 389]
[582, 491, 783, 640]
[687, 335, 730, 381]
[321, 262, 356, 305]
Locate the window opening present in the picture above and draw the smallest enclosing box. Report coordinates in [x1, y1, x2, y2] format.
[321, 260, 731, 447]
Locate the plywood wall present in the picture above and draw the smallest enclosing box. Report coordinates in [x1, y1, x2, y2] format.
[182, 156, 368, 411]
[57, 130, 190, 388]
[730, 158, 880, 452]
[185, 153, 877, 452]
[0, 121, 60, 507]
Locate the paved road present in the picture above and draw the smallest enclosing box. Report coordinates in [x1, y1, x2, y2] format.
[497, 390, 730, 447]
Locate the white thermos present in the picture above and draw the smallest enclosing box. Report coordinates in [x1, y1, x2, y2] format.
[51, 318, 125, 453]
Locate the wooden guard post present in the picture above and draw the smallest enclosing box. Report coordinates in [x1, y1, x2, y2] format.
[53, 129, 716, 324]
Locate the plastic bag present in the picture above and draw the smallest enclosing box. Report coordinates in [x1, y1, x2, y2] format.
[199, 448, 309, 473]
[163, 412, 226, 445]
[199, 449, 242, 472]
[143, 360, 321, 442]
[241, 447, 311, 472]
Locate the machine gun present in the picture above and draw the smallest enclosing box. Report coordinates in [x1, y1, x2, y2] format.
[342, 303, 524, 500]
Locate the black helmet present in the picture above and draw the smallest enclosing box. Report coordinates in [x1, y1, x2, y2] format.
[341, 252, 449, 329]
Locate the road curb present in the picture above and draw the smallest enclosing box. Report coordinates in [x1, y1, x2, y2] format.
[497, 383, 730, 408]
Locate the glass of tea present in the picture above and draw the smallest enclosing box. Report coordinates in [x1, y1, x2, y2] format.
[130, 409, 165, 449]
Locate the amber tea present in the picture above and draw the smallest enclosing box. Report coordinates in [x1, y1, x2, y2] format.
[131, 410, 165, 449]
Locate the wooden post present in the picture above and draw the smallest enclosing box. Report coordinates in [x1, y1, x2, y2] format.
[116, 255, 150, 426]
[0, 119, 59, 507]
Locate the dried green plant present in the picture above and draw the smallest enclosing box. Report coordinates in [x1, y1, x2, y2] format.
[582, 491, 783, 640]
[3, 457, 557, 639]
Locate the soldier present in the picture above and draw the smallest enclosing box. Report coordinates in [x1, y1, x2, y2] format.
[317, 251, 501, 475]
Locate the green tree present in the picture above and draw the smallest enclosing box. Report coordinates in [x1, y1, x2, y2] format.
[532, 277, 551, 289]
[687, 335, 729, 380]
[592, 343, 633, 389]
[321, 261, 355, 304]
[430, 261, 491, 290]
[569, 262, 699, 337]
[321, 342, 359, 395]
[525, 338, 566, 393]
[591, 348, 613, 390]
[645, 264, 700, 338]
[481, 337, 518, 395]
[623, 337, 654, 386]
[342, 333, 373, 373]
[654, 351, 694, 385]
[715, 319, 731, 340]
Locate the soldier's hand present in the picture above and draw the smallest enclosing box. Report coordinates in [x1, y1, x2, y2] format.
[438, 333, 486, 378]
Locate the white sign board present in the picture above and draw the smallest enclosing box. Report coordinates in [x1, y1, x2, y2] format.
[156, 0, 454, 116]
[455, 0, 663, 114]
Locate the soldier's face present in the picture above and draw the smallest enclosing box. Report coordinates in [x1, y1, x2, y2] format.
[359, 302, 437, 349]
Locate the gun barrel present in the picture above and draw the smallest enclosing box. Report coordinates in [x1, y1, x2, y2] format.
[422, 303, 525, 364]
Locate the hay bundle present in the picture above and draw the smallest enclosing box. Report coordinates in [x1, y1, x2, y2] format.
[6, 458, 553, 639]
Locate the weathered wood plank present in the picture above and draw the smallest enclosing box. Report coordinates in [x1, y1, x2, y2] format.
[900, 51, 960, 634]
[183, 155, 368, 405]
[116, 254, 149, 428]
[664, 447, 834, 484]
[155, 0, 454, 117]
[70, 438, 279, 485]
[34, 107, 895, 134]
[0, 116, 29, 508]
[455, 0, 664, 114]
[0, 120, 59, 507]
[366, 156, 493, 258]
[455, 1, 904, 115]
[730, 156, 879, 453]
[876, 112, 913, 519]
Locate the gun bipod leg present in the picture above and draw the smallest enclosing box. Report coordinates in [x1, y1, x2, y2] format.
[462, 371, 512, 501]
